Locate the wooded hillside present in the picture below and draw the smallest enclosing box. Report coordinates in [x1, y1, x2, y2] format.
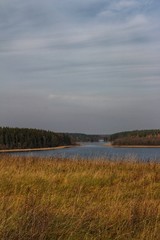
[110, 129, 160, 146]
[67, 133, 107, 142]
[0, 127, 71, 150]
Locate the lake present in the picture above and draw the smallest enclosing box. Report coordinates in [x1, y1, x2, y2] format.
[10, 142, 160, 162]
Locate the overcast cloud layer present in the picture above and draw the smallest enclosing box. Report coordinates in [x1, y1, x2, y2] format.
[0, 0, 160, 134]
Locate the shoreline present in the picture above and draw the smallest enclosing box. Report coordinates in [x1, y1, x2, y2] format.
[105, 142, 160, 148]
[112, 145, 160, 148]
[0, 145, 74, 153]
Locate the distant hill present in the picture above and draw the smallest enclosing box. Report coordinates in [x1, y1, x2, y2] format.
[110, 129, 160, 146]
[0, 127, 72, 150]
[66, 133, 109, 142]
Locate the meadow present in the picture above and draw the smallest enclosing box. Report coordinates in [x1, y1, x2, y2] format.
[0, 154, 159, 240]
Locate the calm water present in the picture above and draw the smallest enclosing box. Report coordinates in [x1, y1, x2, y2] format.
[10, 142, 160, 162]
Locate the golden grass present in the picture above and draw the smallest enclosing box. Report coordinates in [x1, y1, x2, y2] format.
[0, 154, 159, 240]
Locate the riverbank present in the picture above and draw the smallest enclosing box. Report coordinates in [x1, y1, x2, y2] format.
[0, 155, 159, 240]
[112, 145, 160, 148]
[105, 142, 160, 148]
[0, 145, 73, 153]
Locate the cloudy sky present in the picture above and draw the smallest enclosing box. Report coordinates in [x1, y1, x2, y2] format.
[0, 0, 160, 134]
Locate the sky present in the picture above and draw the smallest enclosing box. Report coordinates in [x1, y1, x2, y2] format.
[0, 0, 160, 134]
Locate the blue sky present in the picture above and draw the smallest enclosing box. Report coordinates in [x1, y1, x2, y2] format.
[0, 0, 160, 134]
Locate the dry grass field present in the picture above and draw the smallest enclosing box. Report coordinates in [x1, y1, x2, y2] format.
[0, 154, 159, 240]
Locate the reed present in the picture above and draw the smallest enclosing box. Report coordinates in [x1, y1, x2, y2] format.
[0, 154, 159, 239]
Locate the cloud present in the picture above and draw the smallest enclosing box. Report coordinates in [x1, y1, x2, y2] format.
[0, 0, 158, 53]
[48, 93, 114, 106]
[109, 0, 139, 11]
[0, 0, 159, 133]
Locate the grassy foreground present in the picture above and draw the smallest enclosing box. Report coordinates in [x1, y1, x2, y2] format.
[0, 155, 159, 240]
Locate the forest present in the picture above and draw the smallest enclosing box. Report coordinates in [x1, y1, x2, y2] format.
[67, 133, 108, 142]
[110, 129, 160, 146]
[0, 127, 72, 150]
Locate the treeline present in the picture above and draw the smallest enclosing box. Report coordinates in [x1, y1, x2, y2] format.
[0, 127, 72, 150]
[67, 133, 108, 142]
[110, 129, 160, 146]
